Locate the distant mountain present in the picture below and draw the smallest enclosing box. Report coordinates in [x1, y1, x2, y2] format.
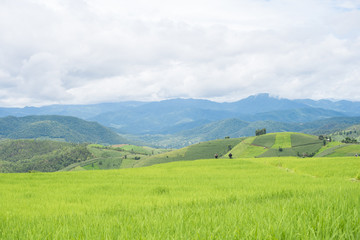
[90, 107, 229, 134]
[0, 93, 359, 138]
[225, 93, 308, 114]
[300, 117, 360, 135]
[129, 116, 360, 148]
[295, 99, 360, 116]
[0, 102, 146, 119]
[0, 115, 128, 145]
[179, 118, 249, 140]
[87, 94, 356, 134]
[187, 116, 360, 140]
[245, 107, 346, 123]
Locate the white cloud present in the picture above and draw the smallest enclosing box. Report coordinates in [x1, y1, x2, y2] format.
[0, 0, 360, 106]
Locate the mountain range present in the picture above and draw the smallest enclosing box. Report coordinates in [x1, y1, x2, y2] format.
[1, 93, 360, 147]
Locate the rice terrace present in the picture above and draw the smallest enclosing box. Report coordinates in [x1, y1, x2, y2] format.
[1, 132, 360, 239]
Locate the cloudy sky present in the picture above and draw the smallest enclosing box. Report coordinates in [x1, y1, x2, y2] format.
[0, 0, 360, 107]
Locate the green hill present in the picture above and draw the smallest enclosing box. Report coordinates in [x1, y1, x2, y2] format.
[228, 133, 324, 158]
[129, 132, 353, 168]
[330, 124, 360, 142]
[61, 144, 170, 171]
[62, 132, 360, 171]
[134, 138, 244, 167]
[0, 139, 169, 173]
[4, 132, 357, 173]
[314, 143, 360, 157]
[0, 139, 92, 173]
[0, 115, 128, 145]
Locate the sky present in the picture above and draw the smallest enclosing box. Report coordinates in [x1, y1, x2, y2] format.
[0, 0, 360, 107]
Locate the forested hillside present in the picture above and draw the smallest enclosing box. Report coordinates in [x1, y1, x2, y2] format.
[0, 115, 128, 145]
[0, 140, 92, 173]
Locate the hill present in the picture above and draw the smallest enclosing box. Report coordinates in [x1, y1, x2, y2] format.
[133, 132, 337, 167]
[0, 140, 169, 173]
[0, 139, 92, 173]
[133, 138, 244, 167]
[228, 132, 324, 158]
[80, 133, 360, 170]
[330, 124, 360, 142]
[2, 133, 358, 173]
[62, 144, 169, 171]
[315, 144, 360, 157]
[0, 115, 128, 145]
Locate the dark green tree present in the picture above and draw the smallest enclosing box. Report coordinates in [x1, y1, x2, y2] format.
[255, 128, 267, 136]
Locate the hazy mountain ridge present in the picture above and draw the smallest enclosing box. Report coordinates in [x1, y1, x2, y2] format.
[0, 115, 128, 145]
[0, 94, 359, 147]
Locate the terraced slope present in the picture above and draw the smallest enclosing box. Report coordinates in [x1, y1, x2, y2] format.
[230, 137, 268, 158]
[231, 132, 324, 158]
[322, 144, 360, 157]
[62, 144, 170, 171]
[134, 138, 243, 167]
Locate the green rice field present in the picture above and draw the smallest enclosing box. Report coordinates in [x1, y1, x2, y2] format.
[1, 156, 360, 239]
[272, 133, 292, 149]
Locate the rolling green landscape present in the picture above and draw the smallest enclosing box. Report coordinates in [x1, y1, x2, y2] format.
[2, 132, 360, 173]
[1, 130, 360, 238]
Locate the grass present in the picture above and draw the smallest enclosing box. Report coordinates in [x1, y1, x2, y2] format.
[314, 141, 344, 157]
[229, 137, 268, 158]
[258, 147, 296, 157]
[115, 144, 166, 155]
[1, 157, 360, 239]
[61, 144, 162, 171]
[258, 156, 360, 178]
[272, 132, 292, 149]
[325, 144, 360, 157]
[251, 134, 276, 148]
[229, 133, 328, 158]
[290, 133, 321, 147]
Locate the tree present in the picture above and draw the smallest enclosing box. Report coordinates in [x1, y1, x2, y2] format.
[342, 137, 358, 143]
[255, 128, 266, 136]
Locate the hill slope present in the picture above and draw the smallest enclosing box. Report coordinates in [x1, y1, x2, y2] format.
[142, 133, 326, 166]
[0, 115, 128, 145]
[134, 138, 243, 167]
[0, 139, 92, 172]
[231, 132, 324, 158]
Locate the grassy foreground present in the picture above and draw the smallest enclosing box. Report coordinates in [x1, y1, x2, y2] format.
[1, 157, 360, 239]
